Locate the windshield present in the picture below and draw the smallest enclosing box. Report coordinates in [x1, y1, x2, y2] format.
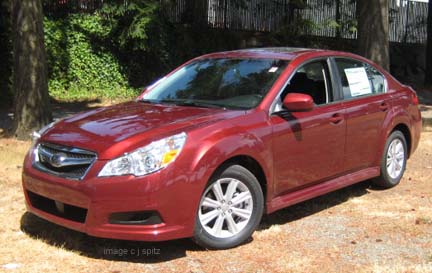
[142, 58, 289, 109]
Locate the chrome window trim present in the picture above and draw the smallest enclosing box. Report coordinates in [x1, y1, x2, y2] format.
[269, 56, 390, 115]
[323, 67, 330, 103]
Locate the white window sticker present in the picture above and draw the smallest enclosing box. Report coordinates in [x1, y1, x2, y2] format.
[268, 67, 278, 73]
[344, 67, 371, 97]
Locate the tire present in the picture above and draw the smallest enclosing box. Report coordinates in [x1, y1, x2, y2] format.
[372, 131, 408, 188]
[193, 164, 264, 249]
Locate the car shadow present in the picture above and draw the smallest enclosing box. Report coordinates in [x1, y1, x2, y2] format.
[274, 110, 303, 141]
[20, 180, 375, 261]
[20, 212, 201, 263]
[259, 180, 373, 230]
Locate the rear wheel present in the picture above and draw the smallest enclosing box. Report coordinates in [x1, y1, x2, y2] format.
[193, 164, 264, 249]
[373, 131, 407, 188]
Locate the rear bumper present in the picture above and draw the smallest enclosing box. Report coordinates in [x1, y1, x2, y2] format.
[22, 156, 201, 242]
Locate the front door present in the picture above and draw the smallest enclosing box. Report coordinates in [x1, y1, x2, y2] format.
[270, 59, 346, 197]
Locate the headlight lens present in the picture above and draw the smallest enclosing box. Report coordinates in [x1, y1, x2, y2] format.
[98, 132, 187, 177]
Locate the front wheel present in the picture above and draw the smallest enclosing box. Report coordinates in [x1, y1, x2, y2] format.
[372, 131, 408, 188]
[193, 165, 264, 249]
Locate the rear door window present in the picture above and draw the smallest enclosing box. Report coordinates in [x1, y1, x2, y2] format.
[334, 58, 386, 100]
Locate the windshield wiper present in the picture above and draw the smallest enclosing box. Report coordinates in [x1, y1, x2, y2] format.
[139, 99, 161, 104]
[139, 99, 181, 106]
[140, 99, 225, 109]
[172, 100, 226, 109]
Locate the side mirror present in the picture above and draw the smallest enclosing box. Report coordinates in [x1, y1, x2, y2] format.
[282, 93, 314, 112]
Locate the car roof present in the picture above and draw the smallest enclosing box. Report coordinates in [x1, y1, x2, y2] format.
[192, 47, 388, 75]
[199, 47, 330, 60]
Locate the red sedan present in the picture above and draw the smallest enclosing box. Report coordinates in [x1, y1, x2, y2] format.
[22, 48, 422, 249]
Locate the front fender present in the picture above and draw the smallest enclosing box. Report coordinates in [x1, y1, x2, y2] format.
[181, 110, 274, 214]
[191, 131, 272, 189]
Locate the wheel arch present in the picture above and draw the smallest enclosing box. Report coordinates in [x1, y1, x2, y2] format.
[391, 123, 412, 158]
[210, 155, 268, 204]
[374, 114, 412, 167]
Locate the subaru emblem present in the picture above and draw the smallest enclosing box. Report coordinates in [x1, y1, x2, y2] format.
[49, 152, 67, 168]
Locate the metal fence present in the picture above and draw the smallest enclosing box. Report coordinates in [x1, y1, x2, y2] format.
[43, 0, 104, 15]
[163, 0, 293, 31]
[389, 0, 428, 43]
[300, 0, 428, 43]
[43, 0, 429, 44]
[206, 0, 291, 32]
[300, 0, 356, 39]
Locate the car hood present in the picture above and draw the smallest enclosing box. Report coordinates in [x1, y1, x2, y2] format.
[41, 101, 243, 159]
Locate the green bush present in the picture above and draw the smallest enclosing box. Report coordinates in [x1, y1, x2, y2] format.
[44, 14, 138, 101]
[42, 1, 253, 102]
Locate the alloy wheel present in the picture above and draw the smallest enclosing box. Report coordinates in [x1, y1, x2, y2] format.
[386, 138, 405, 179]
[198, 178, 253, 238]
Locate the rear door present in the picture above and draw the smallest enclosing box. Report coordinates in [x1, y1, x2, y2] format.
[332, 57, 391, 172]
[270, 59, 346, 196]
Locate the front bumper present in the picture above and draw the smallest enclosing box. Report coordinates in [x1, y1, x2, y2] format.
[22, 156, 202, 242]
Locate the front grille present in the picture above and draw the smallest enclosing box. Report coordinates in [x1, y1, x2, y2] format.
[33, 142, 96, 180]
[27, 190, 87, 223]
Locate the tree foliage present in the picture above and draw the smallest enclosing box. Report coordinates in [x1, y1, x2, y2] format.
[99, 0, 177, 87]
[44, 14, 136, 100]
[100, 0, 161, 50]
[41, 0, 245, 100]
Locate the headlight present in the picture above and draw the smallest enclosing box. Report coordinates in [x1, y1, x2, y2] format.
[98, 132, 187, 177]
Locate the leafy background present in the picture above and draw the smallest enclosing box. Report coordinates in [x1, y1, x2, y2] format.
[41, 0, 246, 102]
[0, 0, 354, 106]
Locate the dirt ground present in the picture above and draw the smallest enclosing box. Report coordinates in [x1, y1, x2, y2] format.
[0, 128, 430, 273]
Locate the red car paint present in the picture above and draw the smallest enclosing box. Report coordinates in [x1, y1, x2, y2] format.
[22, 48, 422, 242]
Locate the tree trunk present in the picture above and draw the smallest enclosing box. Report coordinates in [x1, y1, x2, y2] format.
[0, 0, 13, 107]
[425, 0, 432, 85]
[357, 0, 390, 71]
[10, 0, 52, 139]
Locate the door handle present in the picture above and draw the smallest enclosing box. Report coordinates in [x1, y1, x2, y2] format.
[329, 113, 343, 124]
[379, 102, 389, 111]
